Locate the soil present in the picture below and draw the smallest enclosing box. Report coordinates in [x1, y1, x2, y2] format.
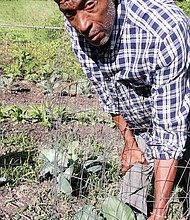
[0, 80, 122, 219]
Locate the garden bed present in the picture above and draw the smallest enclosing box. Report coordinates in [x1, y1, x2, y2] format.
[0, 80, 123, 219]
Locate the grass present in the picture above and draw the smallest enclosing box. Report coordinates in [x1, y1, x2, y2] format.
[0, 0, 63, 42]
[176, 0, 190, 17]
[0, 131, 38, 186]
[0, 0, 60, 25]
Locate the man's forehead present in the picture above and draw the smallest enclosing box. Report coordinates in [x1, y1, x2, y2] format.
[59, 0, 83, 7]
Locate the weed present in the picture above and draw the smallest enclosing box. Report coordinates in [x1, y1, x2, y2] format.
[0, 103, 113, 128]
[8, 106, 27, 123]
[0, 132, 34, 151]
[0, 74, 14, 89]
[28, 103, 51, 127]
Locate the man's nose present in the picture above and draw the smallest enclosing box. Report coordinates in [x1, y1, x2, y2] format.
[77, 12, 92, 35]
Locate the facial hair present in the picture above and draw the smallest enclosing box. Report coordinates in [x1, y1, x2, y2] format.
[86, 0, 116, 46]
[100, 0, 116, 45]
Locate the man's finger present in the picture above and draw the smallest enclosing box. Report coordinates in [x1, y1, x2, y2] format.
[122, 167, 130, 176]
[139, 158, 150, 168]
[121, 164, 133, 175]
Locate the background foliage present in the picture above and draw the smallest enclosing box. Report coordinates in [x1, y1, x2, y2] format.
[0, 0, 84, 83]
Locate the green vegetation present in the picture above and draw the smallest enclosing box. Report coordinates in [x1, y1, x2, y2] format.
[0, 0, 189, 219]
[0, 0, 58, 25]
[0, 0, 83, 83]
[176, 0, 190, 17]
[73, 196, 135, 220]
[0, 103, 113, 127]
[0, 131, 37, 186]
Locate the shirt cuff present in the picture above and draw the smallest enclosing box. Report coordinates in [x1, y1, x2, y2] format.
[143, 131, 187, 160]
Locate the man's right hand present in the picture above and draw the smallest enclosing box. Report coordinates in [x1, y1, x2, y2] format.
[120, 142, 149, 176]
[111, 114, 149, 175]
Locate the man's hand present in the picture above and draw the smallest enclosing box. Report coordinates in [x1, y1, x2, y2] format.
[120, 142, 149, 175]
[111, 114, 149, 175]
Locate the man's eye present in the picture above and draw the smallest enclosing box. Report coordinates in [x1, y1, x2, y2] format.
[84, 1, 95, 10]
[63, 10, 75, 19]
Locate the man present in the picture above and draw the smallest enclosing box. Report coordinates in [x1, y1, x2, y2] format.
[54, 0, 190, 219]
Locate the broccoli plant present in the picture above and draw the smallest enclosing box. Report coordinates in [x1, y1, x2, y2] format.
[38, 140, 103, 195]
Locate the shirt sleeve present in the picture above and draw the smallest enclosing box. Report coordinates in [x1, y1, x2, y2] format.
[145, 21, 190, 160]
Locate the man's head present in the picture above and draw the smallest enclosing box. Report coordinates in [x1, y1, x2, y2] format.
[55, 0, 116, 46]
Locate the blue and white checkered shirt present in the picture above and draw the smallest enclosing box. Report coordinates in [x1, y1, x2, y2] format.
[64, 0, 190, 160]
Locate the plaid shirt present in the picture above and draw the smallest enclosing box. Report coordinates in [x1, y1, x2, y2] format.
[64, 0, 190, 160]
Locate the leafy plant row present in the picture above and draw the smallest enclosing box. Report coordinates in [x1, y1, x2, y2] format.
[0, 103, 113, 127]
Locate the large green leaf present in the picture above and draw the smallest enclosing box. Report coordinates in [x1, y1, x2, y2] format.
[67, 140, 79, 161]
[101, 196, 135, 220]
[85, 165, 102, 173]
[73, 205, 103, 220]
[38, 148, 68, 167]
[39, 161, 54, 176]
[38, 148, 57, 163]
[83, 158, 100, 167]
[57, 151, 69, 168]
[84, 157, 102, 173]
[57, 173, 72, 194]
[63, 165, 74, 180]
